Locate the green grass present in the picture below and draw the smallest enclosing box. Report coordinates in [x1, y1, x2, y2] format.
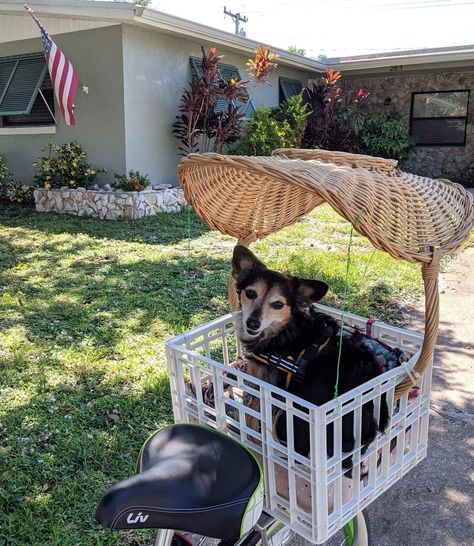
[0, 203, 423, 545]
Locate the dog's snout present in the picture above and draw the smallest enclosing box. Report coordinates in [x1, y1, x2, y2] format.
[246, 317, 261, 332]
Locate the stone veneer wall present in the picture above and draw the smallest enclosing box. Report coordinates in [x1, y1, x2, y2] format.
[34, 186, 185, 220]
[337, 71, 474, 179]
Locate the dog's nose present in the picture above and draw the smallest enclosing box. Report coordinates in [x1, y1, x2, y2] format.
[246, 317, 261, 332]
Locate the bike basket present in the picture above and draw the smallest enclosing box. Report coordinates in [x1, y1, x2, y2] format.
[165, 304, 432, 544]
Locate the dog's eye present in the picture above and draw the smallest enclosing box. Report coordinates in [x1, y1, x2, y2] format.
[245, 289, 257, 300]
[270, 301, 284, 310]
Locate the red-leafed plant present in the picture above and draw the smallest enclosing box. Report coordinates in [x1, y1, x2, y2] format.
[173, 47, 250, 155]
[174, 45, 278, 155]
[302, 69, 369, 151]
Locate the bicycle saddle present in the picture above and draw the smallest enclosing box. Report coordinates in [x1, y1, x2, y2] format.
[95, 423, 263, 539]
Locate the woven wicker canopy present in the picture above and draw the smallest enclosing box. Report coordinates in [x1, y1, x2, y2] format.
[178, 149, 474, 399]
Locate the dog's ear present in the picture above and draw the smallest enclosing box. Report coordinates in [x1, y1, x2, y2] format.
[232, 245, 265, 282]
[293, 278, 329, 307]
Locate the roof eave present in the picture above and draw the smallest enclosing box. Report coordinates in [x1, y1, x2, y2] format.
[0, 0, 325, 72]
[0, 0, 136, 22]
[330, 50, 474, 72]
[134, 7, 325, 72]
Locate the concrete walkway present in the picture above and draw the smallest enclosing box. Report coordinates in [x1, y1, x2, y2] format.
[367, 246, 474, 546]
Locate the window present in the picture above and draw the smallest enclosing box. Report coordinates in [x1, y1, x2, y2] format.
[189, 57, 255, 116]
[410, 90, 469, 146]
[0, 53, 55, 128]
[279, 77, 303, 103]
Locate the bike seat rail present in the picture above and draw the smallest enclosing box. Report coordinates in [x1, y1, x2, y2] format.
[95, 424, 264, 540]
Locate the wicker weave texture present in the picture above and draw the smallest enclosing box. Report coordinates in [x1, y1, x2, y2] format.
[273, 147, 399, 171]
[178, 151, 473, 399]
[179, 153, 473, 263]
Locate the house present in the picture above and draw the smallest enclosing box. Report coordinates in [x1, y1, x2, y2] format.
[2, 0, 473, 187]
[328, 46, 474, 179]
[0, 0, 323, 185]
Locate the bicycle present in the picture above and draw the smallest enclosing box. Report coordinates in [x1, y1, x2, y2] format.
[96, 147, 473, 546]
[96, 423, 370, 546]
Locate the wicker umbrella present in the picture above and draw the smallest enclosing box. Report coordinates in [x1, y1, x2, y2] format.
[178, 150, 474, 399]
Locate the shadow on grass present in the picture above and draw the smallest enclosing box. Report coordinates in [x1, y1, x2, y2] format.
[0, 203, 210, 245]
[0, 250, 233, 351]
[0, 367, 170, 546]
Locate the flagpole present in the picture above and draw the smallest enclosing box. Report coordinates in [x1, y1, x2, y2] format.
[24, 3, 85, 90]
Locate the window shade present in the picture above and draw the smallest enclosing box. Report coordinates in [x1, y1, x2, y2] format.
[189, 57, 255, 116]
[279, 77, 303, 102]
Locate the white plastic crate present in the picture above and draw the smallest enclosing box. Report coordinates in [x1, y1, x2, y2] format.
[165, 303, 433, 544]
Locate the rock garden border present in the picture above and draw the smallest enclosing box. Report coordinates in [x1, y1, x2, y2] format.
[34, 185, 185, 220]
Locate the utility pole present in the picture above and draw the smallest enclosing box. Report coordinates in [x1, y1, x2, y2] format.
[223, 6, 248, 36]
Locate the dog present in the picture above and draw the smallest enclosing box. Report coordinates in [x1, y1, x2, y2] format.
[232, 245, 389, 471]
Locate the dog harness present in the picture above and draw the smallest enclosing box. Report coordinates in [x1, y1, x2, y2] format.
[247, 322, 411, 388]
[248, 337, 332, 388]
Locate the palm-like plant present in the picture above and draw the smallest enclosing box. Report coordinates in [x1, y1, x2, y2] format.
[173, 47, 249, 155]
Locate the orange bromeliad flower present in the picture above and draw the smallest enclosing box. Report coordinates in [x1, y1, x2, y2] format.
[246, 44, 278, 84]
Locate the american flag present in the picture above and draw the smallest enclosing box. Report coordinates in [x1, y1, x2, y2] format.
[24, 4, 79, 126]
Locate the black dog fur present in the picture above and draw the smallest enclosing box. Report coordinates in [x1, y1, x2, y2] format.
[233, 245, 389, 470]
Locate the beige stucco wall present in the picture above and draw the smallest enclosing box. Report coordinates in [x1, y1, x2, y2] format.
[0, 25, 126, 184]
[340, 71, 474, 179]
[122, 25, 314, 186]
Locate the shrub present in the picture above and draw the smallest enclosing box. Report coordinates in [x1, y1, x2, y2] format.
[233, 94, 309, 156]
[446, 161, 474, 188]
[113, 170, 150, 191]
[302, 69, 369, 151]
[33, 141, 102, 189]
[0, 155, 8, 182]
[232, 106, 288, 156]
[270, 94, 310, 148]
[0, 156, 35, 204]
[354, 111, 415, 162]
[301, 69, 413, 162]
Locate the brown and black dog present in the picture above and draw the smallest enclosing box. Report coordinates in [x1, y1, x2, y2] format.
[232, 245, 388, 470]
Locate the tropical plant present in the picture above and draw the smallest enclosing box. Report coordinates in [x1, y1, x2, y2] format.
[354, 111, 416, 161]
[271, 94, 309, 148]
[232, 106, 288, 156]
[301, 69, 413, 161]
[0, 178, 36, 204]
[33, 141, 102, 189]
[0, 156, 36, 204]
[113, 170, 150, 191]
[232, 95, 309, 156]
[302, 69, 369, 151]
[173, 47, 250, 155]
[173, 45, 278, 155]
[246, 44, 278, 84]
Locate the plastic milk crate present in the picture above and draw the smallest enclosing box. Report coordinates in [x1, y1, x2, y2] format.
[165, 303, 433, 544]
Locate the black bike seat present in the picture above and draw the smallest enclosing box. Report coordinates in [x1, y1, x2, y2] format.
[95, 424, 263, 539]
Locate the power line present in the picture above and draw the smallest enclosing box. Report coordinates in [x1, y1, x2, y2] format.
[243, 0, 474, 12]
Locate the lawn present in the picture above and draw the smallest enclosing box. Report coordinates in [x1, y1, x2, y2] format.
[0, 203, 423, 546]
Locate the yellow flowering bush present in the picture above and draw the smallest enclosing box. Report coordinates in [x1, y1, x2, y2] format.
[33, 142, 103, 189]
